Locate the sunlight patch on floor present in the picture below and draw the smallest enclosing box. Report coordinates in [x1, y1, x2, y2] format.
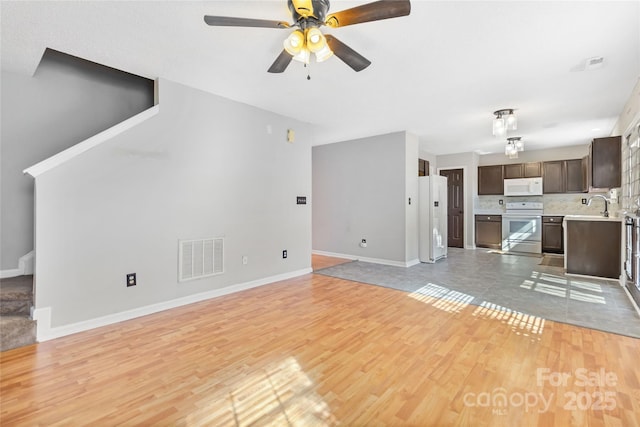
[570, 280, 603, 293]
[523, 271, 607, 304]
[472, 301, 545, 338]
[569, 289, 606, 304]
[184, 357, 335, 426]
[408, 283, 474, 313]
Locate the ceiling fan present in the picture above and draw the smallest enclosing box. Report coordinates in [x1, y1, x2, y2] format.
[204, 0, 411, 73]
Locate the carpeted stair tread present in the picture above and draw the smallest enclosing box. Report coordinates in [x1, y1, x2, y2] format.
[1, 275, 36, 351]
[1, 315, 36, 352]
[0, 300, 31, 316]
[0, 275, 33, 300]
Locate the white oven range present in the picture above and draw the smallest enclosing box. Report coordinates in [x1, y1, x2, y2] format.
[502, 202, 543, 254]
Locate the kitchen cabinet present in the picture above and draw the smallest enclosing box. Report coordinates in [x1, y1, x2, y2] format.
[504, 162, 542, 179]
[542, 159, 587, 194]
[589, 136, 621, 189]
[542, 161, 565, 193]
[542, 216, 564, 253]
[565, 158, 586, 193]
[565, 217, 621, 279]
[478, 165, 503, 195]
[475, 215, 502, 249]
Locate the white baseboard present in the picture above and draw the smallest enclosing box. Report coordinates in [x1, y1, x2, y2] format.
[0, 268, 22, 279]
[19, 251, 34, 275]
[1, 251, 35, 278]
[312, 250, 358, 260]
[406, 258, 421, 267]
[312, 250, 417, 268]
[33, 267, 312, 342]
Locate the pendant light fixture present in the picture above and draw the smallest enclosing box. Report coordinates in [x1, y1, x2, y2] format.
[493, 109, 517, 137]
[492, 108, 522, 158]
[505, 137, 524, 159]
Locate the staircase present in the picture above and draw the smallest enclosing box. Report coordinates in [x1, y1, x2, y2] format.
[0, 275, 36, 351]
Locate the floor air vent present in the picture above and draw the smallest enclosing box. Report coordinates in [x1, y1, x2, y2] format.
[179, 238, 224, 282]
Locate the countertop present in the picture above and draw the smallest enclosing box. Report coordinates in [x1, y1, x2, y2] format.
[563, 215, 623, 222]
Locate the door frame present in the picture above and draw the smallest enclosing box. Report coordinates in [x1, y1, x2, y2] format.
[437, 166, 470, 250]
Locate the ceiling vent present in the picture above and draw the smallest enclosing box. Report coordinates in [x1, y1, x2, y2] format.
[570, 56, 605, 72]
[585, 56, 605, 70]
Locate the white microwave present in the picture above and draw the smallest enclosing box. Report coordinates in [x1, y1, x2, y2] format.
[503, 177, 543, 196]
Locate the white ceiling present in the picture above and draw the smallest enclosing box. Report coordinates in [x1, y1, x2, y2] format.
[2, 1, 639, 156]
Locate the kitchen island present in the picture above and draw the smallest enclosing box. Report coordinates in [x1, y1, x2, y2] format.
[564, 215, 622, 280]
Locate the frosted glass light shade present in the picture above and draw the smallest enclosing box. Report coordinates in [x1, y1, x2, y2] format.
[284, 30, 305, 55]
[292, 49, 310, 64]
[314, 44, 333, 62]
[493, 117, 506, 137]
[505, 111, 517, 130]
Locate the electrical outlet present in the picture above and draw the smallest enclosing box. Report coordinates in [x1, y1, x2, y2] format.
[242, 256, 248, 265]
[126, 273, 136, 287]
[582, 198, 587, 205]
[360, 239, 367, 248]
[282, 250, 287, 259]
[499, 199, 504, 205]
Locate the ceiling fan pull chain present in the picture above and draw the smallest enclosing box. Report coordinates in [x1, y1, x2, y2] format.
[305, 62, 311, 80]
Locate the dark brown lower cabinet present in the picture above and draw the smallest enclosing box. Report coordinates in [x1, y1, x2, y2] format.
[475, 215, 502, 249]
[542, 216, 564, 253]
[566, 220, 621, 279]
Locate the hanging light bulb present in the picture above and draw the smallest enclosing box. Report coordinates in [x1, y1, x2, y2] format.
[306, 27, 333, 63]
[283, 30, 305, 56]
[306, 28, 324, 51]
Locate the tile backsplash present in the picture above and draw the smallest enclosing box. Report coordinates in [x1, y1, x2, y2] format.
[476, 194, 608, 216]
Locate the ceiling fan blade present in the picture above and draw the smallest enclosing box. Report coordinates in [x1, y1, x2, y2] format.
[204, 15, 290, 29]
[325, 35, 371, 72]
[325, 0, 411, 28]
[268, 50, 294, 73]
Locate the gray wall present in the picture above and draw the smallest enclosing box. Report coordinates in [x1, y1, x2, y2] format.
[1, 49, 154, 270]
[312, 131, 417, 264]
[33, 78, 312, 327]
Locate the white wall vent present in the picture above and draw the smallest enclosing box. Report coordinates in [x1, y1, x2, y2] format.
[179, 237, 224, 282]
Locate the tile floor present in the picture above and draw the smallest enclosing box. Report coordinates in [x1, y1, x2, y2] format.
[316, 248, 640, 338]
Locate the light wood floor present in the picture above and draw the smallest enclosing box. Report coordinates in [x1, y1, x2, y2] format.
[311, 253, 352, 271]
[1, 259, 639, 426]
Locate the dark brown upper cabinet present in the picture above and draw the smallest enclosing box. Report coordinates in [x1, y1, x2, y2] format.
[478, 165, 504, 195]
[565, 158, 586, 193]
[542, 159, 587, 194]
[503, 162, 542, 179]
[589, 136, 621, 189]
[543, 161, 565, 193]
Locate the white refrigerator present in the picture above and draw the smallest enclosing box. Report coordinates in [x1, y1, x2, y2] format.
[418, 175, 448, 263]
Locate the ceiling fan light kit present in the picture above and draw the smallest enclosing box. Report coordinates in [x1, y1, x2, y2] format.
[204, 0, 411, 74]
[283, 27, 333, 64]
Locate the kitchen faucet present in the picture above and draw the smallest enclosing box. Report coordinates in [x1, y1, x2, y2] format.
[587, 194, 611, 217]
